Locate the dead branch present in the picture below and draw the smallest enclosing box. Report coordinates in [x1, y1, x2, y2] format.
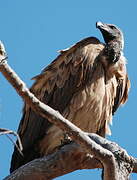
[4, 142, 101, 180]
[4, 135, 137, 180]
[0, 128, 23, 155]
[0, 41, 136, 180]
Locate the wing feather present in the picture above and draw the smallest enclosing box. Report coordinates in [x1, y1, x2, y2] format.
[112, 56, 130, 114]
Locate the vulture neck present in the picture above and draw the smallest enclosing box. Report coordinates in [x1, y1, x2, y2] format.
[105, 39, 122, 64]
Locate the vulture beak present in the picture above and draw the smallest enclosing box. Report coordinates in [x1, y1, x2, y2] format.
[96, 21, 104, 28]
[96, 21, 109, 31]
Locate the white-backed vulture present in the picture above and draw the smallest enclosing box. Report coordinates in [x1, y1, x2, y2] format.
[10, 22, 130, 173]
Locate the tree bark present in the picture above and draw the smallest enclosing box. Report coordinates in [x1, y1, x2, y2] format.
[4, 143, 101, 180]
[4, 136, 137, 180]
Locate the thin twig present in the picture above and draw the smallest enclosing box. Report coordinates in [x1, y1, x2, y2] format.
[0, 128, 23, 155]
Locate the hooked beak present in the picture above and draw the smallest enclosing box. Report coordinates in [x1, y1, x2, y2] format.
[96, 21, 104, 28]
[96, 21, 108, 31]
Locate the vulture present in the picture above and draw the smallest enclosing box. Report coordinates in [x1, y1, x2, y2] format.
[10, 22, 130, 173]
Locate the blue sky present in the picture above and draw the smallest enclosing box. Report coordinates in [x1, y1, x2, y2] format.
[0, 0, 137, 179]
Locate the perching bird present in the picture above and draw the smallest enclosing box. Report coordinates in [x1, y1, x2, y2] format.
[10, 22, 130, 173]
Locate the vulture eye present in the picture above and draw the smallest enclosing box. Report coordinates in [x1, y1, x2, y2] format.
[109, 25, 115, 29]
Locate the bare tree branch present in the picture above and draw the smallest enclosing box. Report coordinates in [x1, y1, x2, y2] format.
[4, 143, 101, 180]
[0, 41, 136, 180]
[0, 128, 23, 155]
[4, 136, 137, 180]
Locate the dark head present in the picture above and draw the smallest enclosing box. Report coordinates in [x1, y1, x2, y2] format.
[96, 21, 124, 50]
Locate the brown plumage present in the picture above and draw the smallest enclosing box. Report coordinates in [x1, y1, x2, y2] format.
[10, 22, 130, 173]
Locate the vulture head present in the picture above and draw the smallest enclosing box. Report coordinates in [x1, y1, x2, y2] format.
[96, 21, 124, 63]
[96, 21, 124, 50]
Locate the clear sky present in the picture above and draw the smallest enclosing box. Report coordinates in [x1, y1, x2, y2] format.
[0, 0, 137, 179]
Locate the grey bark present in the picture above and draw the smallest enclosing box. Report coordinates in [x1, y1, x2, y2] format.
[4, 137, 137, 180]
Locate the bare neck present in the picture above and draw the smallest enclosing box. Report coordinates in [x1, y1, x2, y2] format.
[105, 40, 122, 64]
